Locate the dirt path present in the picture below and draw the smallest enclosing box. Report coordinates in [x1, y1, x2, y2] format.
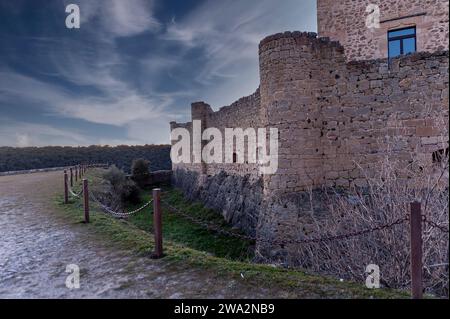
[0, 171, 290, 299]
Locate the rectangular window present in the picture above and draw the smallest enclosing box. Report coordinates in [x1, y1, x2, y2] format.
[388, 27, 416, 58]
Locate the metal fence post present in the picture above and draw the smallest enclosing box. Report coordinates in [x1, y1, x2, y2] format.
[152, 188, 163, 258]
[83, 178, 90, 223]
[70, 167, 73, 187]
[64, 170, 69, 204]
[78, 165, 82, 179]
[410, 201, 423, 299]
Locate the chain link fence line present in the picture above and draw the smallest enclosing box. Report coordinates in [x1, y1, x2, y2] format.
[160, 199, 416, 245]
[64, 163, 154, 219]
[66, 171, 449, 242]
[89, 191, 153, 218]
[63, 167, 448, 298]
[160, 196, 448, 299]
[68, 185, 83, 198]
[423, 217, 449, 234]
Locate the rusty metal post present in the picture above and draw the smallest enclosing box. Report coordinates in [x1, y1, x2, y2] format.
[83, 178, 90, 223]
[410, 201, 423, 299]
[64, 170, 69, 204]
[70, 167, 73, 187]
[152, 188, 163, 258]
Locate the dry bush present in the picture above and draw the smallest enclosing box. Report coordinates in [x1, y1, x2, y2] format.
[293, 149, 449, 297]
[92, 165, 141, 212]
[131, 158, 150, 189]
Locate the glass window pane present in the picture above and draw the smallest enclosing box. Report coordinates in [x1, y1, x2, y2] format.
[389, 40, 401, 58]
[388, 27, 415, 38]
[403, 37, 416, 54]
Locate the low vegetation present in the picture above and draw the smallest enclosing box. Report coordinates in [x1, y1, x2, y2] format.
[287, 153, 449, 297]
[57, 168, 411, 299]
[0, 145, 171, 173]
[131, 158, 151, 189]
[102, 165, 141, 208]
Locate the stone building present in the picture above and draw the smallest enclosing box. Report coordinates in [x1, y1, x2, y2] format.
[170, 0, 449, 260]
[318, 0, 449, 61]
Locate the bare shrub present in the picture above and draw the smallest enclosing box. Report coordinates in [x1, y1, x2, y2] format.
[98, 165, 141, 211]
[292, 150, 449, 297]
[131, 158, 150, 189]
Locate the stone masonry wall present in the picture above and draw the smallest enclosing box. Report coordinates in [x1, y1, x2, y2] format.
[317, 0, 449, 61]
[258, 32, 448, 195]
[171, 90, 264, 235]
[171, 31, 448, 240]
[256, 31, 448, 259]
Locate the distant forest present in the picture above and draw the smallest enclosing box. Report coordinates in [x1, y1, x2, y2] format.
[0, 145, 172, 173]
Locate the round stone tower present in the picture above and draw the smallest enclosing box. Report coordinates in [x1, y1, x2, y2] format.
[257, 31, 346, 260]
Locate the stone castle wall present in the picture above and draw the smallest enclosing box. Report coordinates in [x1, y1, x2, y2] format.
[255, 32, 448, 259]
[171, 90, 264, 235]
[317, 0, 449, 61]
[171, 31, 448, 248]
[258, 32, 448, 197]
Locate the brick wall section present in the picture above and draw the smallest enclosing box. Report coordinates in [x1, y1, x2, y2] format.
[317, 0, 449, 61]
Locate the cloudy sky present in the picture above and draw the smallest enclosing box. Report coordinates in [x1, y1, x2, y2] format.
[0, 0, 317, 147]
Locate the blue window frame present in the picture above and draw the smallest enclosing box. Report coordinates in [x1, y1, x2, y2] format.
[388, 27, 416, 58]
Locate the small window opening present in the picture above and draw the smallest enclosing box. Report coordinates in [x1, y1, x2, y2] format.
[388, 26, 416, 59]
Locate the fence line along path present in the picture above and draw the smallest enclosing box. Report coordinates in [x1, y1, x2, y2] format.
[62, 164, 449, 299]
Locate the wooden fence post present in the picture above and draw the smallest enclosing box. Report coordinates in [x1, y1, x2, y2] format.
[78, 165, 82, 179]
[410, 201, 423, 299]
[152, 188, 163, 258]
[70, 167, 73, 187]
[83, 178, 90, 224]
[64, 170, 69, 204]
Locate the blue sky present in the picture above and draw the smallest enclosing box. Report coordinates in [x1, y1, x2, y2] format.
[0, 0, 317, 146]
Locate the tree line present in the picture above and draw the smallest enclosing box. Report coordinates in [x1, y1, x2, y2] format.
[0, 145, 171, 173]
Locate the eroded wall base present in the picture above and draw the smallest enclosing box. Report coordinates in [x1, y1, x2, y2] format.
[172, 169, 263, 236]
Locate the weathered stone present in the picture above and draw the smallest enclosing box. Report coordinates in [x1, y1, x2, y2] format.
[170, 1, 449, 263]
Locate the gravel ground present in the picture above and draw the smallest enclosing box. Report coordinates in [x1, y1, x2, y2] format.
[0, 171, 290, 299]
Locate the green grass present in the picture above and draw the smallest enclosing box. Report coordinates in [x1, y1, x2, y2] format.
[55, 169, 412, 299]
[126, 189, 254, 261]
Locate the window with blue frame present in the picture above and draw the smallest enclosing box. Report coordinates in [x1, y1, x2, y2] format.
[388, 27, 416, 59]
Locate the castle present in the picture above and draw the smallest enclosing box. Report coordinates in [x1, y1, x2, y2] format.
[170, 0, 449, 260]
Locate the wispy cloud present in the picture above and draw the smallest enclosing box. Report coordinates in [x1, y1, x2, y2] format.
[0, 118, 88, 147]
[0, 69, 174, 126]
[163, 0, 317, 106]
[71, 0, 160, 38]
[0, 0, 317, 146]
